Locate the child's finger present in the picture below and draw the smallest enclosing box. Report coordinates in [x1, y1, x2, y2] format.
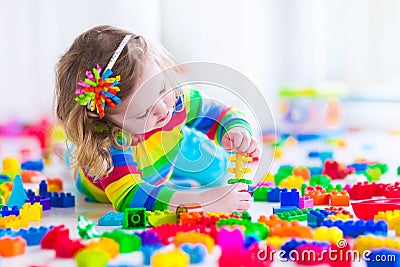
[222, 136, 234, 151]
[233, 182, 248, 192]
[237, 134, 251, 153]
[244, 138, 258, 155]
[238, 200, 252, 210]
[239, 191, 252, 201]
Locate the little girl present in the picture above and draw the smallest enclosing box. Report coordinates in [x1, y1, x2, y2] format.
[55, 25, 259, 213]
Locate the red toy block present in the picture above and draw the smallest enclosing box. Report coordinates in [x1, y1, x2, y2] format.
[349, 181, 373, 200]
[330, 190, 350, 206]
[385, 182, 400, 198]
[40, 225, 69, 249]
[0, 236, 26, 257]
[372, 182, 389, 196]
[54, 237, 85, 258]
[323, 160, 355, 180]
[325, 207, 353, 218]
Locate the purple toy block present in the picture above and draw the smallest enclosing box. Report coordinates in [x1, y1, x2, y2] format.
[300, 196, 314, 209]
[27, 196, 51, 210]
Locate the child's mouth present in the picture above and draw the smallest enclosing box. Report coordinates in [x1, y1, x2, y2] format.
[157, 111, 170, 123]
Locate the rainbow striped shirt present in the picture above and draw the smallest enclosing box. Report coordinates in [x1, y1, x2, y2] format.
[76, 86, 252, 211]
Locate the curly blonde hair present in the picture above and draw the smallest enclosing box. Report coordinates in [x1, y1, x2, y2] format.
[55, 25, 176, 179]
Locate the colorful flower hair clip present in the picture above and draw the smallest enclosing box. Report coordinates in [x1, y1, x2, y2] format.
[74, 64, 121, 119]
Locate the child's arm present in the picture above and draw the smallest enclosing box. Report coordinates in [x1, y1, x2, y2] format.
[185, 87, 259, 156]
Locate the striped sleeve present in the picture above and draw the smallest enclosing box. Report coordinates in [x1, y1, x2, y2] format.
[184, 86, 253, 145]
[99, 145, 176, 211]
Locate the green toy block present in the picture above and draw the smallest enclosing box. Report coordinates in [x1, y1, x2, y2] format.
[77, 215, 100, 239]
[370, 163, 388, 174]
[102, 230, 141, 253]
[254, 186, 271, 201]
[228, 178, 252, 184]
[301, 183, 308, 196]
[146, 210, 177, 226]
[274, 166, 293, 185]
[240, 211, 252, 221]
[123, 208, 146, 229]
[244, 222, 269, 240]
[75, 249, 110, 267]
[276, 208, 311, 222]
[365, 167, 382, 182]
[310, 175, 331, 188]
[326, 184, 343, 193]
[398, 166, 400, 176]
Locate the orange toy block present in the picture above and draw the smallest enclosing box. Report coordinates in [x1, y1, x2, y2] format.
[21, 170, 44, 183]
[270, 220, 313, 238]
[46, 177, 63, 192]
[180, 212, 203, 225]
[293, 167, 310, 180]
[86, 237, 119, 258]
[174, 232, 214, 253]
[258, 214, 289, 229]
[305, 186, 330, 205]
[20, 202, 43, 221]
[330, 190, 350, 206]
[0, 236, 26, 257]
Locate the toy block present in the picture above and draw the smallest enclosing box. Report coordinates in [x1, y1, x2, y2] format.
[309, 175, 331, 188]
[75, 249, 110, 267]
[276, 208, 311, 222]
[227, 154, 253, 179]
[270, 220, 313, 238]
[327, 213, 352, 221]
[253, 186, 271, 201]
[1, 205, 19, 217]
[355, 235, 400, 254]
[273, 206, 297, 214]
[21, 160, 44, 172]
[54, 237, 85, 258]
[136, 231, 160, 245]
[180, 212, 203, 225]
[305, 186, 330, 205]
[174, 232, 214, 253]
[46, 177, 63, 192]
[227, 178, 252, 184]
[27, 195, 51, 210]
[325, 183, 343, 193]
[324, 206, 353, 218]
[20, 202, 42, 221]
[322, 219, 388, 238]
[293, 166, 310, 180]
[98, 212, 123, 226]
[280, 188, 300, 208]
[21, 170, 43, 183]
[142, 243, 163, 265]
[0, 215, 28, 230]
[40, 225, 69, 249]
[7, 175, 28, 208]
[281, 239, 330, 260]
[152, 249, 190, 267]
[176, 203, 203, 221]
[371, 182, 389, 196]
[0, 236, 26, 257]
[370, 163, 388, 174]
[330, 190, 350, 206]
[46, 192, 75, 208]
[278, 175, 304, 190]
[348, 162, 368, 172]
[307, 209, 334, 228]
[16, 226, 53, 246]
[374, 210, 400, 229]
[267, 187, 281, 202]
[102, 229, 141, 253]
[323, 159, 355, 180]
[349, 181, 373, 200]
[258, 214, 289, 230]
[39, 180, 48, 197]
[77, 215, 100, 239]
[181, 243, 207, 264]
[86, 237, 119, 258]
[313, 226, 343, 244]
[1, 157, 20, 181]
[385, 182, 400, 198]
[122, 208, 146, 229]
[366, 166, 382, 182]
[308, 151, 333, 163]
[300, 196, 314, 209]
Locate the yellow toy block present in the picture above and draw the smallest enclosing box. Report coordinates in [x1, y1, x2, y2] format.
[374, 210, 400, 229]
[1, 157, 20, 180]
[86, 237, 119, 259]
[261, 173, 274, 183]
[313, 226, 343, 244]
[355, 235, 400, 253]
[227, 154, 253, 179]
[266, 236, 288, 250]
[278, 175, 304, 190]
[174, 232, 214, 253]
[206, 212, 230, 218]
[20, 203, 43, 221]
[152, 249, 190, 267]
[327, 214, 352, 221]
[146, 210, 177, 226]
[0, 215, 28, 230]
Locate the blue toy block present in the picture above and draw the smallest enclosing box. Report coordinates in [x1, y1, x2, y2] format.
[16, 226, 53, 246]
[7, 175, 28, 208]
[0, 175, 11, 183]
[307, 209, 334, 228]
[98, 212, 124, 226]
[1, 206, 20, 217]
[308, 151, 333, 163]
[46, 192, 75, 208]
[280, 188, 300, 208]
[142, 243, 162, 265]
[309, 167, 323, 176]
[281, 239, 330, 259]
[39, 180, 48, 197]
[181, 243, 207, 264]
[366, 249, 400, 267]
[26, 189, 35, 198]
[0, 228, 16, 238]
[322, 219, 388, 238]
[21, 160, 44, 172]
[348, 162, 369, 173]
[267, 187, 281, 202]
[27, 196, 51, 210]
[273, 206, 297, 214]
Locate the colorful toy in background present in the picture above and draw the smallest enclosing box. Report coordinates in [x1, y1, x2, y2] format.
[278, 83, 347, 140]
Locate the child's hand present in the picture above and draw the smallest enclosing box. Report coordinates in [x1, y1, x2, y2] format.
[222, 127, 259, 157]
[199, 183, 252, 213]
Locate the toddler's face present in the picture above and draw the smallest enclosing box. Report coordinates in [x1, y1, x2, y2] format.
[108, 59, 176, 134]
